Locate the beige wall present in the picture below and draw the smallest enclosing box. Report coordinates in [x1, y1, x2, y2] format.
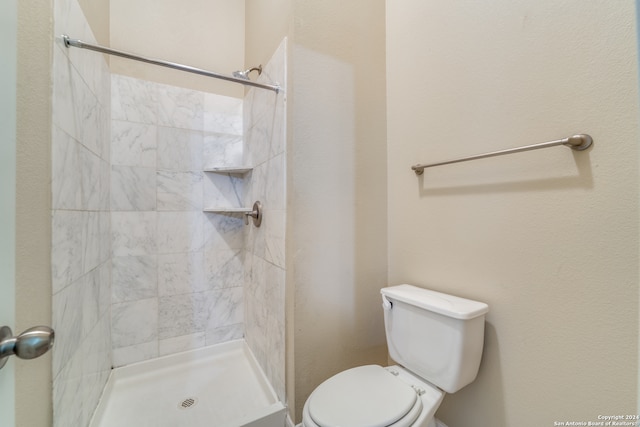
[0, 1, 17, 424]
[110, 0, 245, 98]
[28, 2, 637, 427]
[387, 1, 639, 426]
[245, 0, 389, 422]
[78, 0, 109, 45]
[245, 0, 292, 69]
[16, 1, 53, 426]
[288, 0, 388, 421]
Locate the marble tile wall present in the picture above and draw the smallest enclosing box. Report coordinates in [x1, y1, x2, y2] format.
[110, 74, 246, 366]
[52, 2, 287, 422]
[243, 38, 288, 403]
[51, 0, 112, 426]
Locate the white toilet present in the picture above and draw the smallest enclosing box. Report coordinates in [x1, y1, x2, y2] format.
[301, 284, 489, 427]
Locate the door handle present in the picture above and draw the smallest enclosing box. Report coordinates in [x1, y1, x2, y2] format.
[0, 325, 55, 370]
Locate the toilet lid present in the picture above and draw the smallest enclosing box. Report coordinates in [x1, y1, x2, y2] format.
[308, 365, 418, 427]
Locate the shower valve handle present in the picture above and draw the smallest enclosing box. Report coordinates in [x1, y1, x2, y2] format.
[244, 201, 263, 227]
[0, 325, 55, 371]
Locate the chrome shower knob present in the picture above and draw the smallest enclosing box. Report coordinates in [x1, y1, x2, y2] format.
[244, 201, 263, 227]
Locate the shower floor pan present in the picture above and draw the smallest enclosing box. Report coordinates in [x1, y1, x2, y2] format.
[90, 340, 286, 427]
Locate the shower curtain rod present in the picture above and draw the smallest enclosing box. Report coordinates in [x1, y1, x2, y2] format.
[62, 35, 280, 93]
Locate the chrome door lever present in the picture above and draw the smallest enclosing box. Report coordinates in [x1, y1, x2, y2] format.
[0, 325, 55, 370]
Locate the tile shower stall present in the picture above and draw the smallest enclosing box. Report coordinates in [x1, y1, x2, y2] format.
[51, 0, 286, 425]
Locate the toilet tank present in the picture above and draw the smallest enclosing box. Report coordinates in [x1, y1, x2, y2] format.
[381, 284, 489, 393]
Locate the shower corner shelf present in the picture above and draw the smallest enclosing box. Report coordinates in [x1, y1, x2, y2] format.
[204, 201, 263, 227]
[203, 207, 253, 213]
[203, 166, 253, 175]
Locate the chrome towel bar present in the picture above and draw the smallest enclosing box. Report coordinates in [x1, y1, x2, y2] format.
[61, 35, 280, 93]
[411, 134, 593, 175]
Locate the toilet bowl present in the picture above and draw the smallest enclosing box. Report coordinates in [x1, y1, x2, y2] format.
[301, 365, 446, 427]
[299, 284, 488, 427]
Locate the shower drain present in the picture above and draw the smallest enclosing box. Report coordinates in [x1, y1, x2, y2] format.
[178, 397, 199, 410]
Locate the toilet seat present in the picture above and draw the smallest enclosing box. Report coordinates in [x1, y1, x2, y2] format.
[303, 365, 426, 427]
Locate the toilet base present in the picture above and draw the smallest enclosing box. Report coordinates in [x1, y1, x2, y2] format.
[434, 418, 448, 427]
[298, 417, 447, 427]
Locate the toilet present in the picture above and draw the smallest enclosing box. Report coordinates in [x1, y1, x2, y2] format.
[300, 284, 489, 427]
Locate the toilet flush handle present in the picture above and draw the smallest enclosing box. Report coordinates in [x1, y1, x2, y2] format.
[382, 295, 393, 310]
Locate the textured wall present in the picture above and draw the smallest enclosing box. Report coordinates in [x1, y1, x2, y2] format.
[77, 0, 109, 46]
[0, 1, 17, 424]
[245, 0, 292, 70]
[110, 0, 245, 98]
[246, 1, 389, 421]
[289, 0, 389, 421]
[386, 1, 639, 425]
[15, 1, 53, 426]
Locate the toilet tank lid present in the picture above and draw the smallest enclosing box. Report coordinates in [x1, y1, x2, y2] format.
[381, 284, 489, 320]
